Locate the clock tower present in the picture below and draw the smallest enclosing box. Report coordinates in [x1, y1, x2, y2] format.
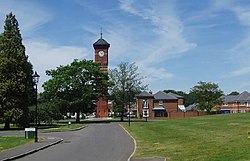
[93, 33, 110, 118]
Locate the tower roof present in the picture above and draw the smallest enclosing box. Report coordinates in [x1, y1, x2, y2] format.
[93, 34, 110, 49]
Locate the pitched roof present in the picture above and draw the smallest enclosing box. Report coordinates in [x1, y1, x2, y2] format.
[138, 91, 154, 98]
[168, 92, 183, 98]
[221, 95, 238, 104]
[186, 104, 198, 111]
[153, 91, 177, 100]
[236, 91, 250, 101]
[93, 38, 110, 49]
[221, 91, 250, 103]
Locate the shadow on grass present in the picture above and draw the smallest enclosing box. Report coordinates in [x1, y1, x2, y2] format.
[0, 118, 151, 131]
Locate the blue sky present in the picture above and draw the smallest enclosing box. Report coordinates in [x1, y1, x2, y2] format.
[1, 0, 250, 94]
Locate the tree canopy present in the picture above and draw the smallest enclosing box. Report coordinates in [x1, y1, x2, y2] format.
[0, 13, 34, 129]
[41, 59, 109, 122]
[189, 81, 224, 112]
[109, 62, 147, 121]
[228, 91, 240, 96]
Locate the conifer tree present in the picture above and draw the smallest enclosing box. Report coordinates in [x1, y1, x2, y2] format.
[0, 13, 34, 129]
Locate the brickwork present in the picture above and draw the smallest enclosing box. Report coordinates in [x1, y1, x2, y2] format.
[137, 97, 154, 118]
[96, 97, 109, 118]
[137, 91, 184, 118]
[93, 37, 110, 118]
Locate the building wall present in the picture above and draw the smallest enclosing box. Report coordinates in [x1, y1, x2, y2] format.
[153, 100, 178, 112]
[219, 102, 250, 113]
[178, 98, 184, 105]
[96, 97, 109, 118]
[137, 97, 154, 118]
[137, 97, 182, 118]
[94, 46, 109, 117]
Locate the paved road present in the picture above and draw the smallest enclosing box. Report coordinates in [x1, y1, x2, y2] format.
[12, 123, 134, 161]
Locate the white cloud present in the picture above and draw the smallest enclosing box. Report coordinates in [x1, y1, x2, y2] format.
[119, 0, 196, 64]
[232, 7, 250, 27]
[213, 0, 250, 27]
[213, 0, 250, 81]
[117, 0, 196, 89]
[0, 1, 51, 35]
[229, 66, 250, 77]
[229, 34, 250, 64]
[24, 39, 90, 92]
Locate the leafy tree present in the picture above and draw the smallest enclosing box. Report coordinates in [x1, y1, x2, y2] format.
[189, 81, 224, 112]
[228, 91, 240, 95]
[29, 99, 66, 124]
[109, 62, 147, 121]
[183, 93, 196, 107]
[163, 89, 186, 96]
[41, 59, 109, 123]
[0, 13, 34, 129]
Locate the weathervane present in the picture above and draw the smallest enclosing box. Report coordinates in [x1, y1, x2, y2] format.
[100, 27, 103, 39]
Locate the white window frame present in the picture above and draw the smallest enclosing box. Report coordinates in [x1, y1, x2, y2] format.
[142, 99, 148, 109]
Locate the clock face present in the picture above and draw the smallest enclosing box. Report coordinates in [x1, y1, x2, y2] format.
[98, 50, 105, 57]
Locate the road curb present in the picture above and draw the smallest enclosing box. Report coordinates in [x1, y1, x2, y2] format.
[1, 138, 63, 161]
[119, 124, 137, 161]
[119, 124, 167, 161]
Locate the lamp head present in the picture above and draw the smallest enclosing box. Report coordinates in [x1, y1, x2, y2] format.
[33, 71, 40, 84]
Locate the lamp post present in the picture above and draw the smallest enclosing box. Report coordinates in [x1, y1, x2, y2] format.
[33, 71, 40, 142]
[128, 90, 131, 127]
[237, 101, 240, 113]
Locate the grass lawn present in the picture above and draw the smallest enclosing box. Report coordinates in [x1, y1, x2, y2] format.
[123, 113, 250, 161]
[0, 136, 33, 151]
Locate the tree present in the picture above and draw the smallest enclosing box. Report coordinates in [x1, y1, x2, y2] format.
[109, 62, 147, 121]
[0, 13, 34, 129]
[41, 59, 109, 123]
[29, 99, 66, 124]
[163, 89, 186, 97]
[189, 81, 224, 112]
[228, 91, 239, 95]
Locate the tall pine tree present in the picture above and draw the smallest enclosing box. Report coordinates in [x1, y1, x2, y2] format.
[0, 13, 34, 129]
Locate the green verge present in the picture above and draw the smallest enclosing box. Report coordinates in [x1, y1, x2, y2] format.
[123, 113, 250, 161]
[0, 123, 85, 133]
[0, 136, 33, 151]
[38, 124, 85, 133]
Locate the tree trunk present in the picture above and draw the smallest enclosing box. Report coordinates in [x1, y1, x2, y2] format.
[76, 111, 80, 123]
[120, 109, 124, 122]
[4, 121, 10, 130]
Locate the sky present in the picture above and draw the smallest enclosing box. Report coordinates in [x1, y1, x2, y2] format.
[1, 0, 250, 94]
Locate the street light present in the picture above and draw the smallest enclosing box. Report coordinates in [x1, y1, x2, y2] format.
[128, 90, 131, 127]
[33, 71, 40, 142]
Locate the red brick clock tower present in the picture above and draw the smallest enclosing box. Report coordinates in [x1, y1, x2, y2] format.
[93, 33, 110, 118]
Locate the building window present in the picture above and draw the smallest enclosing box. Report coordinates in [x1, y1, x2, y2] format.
[159, 100, 163, 105]
[142, 99, 148, 108]
[240, 102, 246, 106]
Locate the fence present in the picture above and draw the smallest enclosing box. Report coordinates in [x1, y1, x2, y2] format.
[168, 111, 208, 119]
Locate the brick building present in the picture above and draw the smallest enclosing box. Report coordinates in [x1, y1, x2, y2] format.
[219, 91, 250, 113]
[137, 91, 184, 118]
